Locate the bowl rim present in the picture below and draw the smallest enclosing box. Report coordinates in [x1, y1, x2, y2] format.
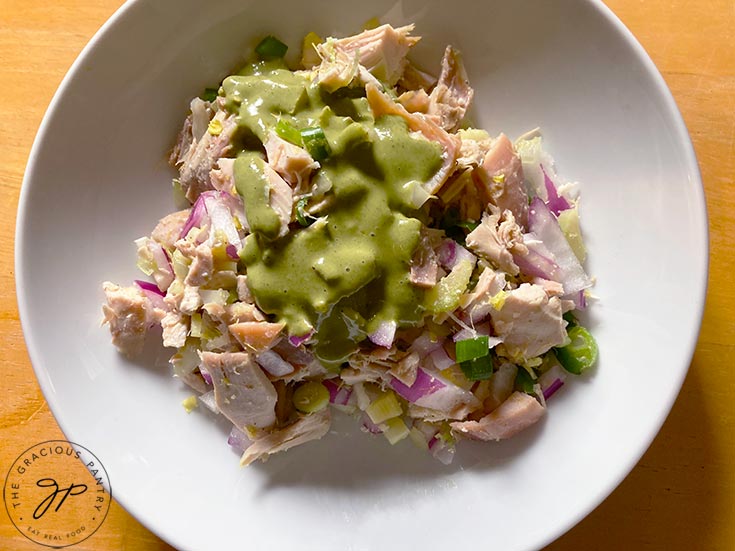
[14, 0, 709, 549]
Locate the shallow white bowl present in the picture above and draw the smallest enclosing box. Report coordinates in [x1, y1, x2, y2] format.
[16, 1, 707, 550]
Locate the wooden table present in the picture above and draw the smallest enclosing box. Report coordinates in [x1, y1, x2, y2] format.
[1, 1, 733, 549]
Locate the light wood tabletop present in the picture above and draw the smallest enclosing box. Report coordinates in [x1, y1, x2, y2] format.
[1, 1, 733, 549]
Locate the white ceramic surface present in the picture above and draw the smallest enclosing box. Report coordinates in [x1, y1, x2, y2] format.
[16, 1, 707, 550]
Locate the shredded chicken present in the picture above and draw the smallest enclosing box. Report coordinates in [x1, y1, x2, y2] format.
[451, 392, 545, 441]
[428, 46, 474, 132]
[240, 409, 331, 466]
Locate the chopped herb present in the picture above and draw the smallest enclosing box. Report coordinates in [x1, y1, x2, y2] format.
[255, 35, 288, 59]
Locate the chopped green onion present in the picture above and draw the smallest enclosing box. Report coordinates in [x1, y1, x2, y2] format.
[456, 220, 479, 232]
[292, 381, 330, 413]
[255, 35, 288, 60]
[366, 391, 402, 424]
[460, 355, 494, 381]
[275, 119, 303, 146]
[300, 126, 331, 161]
[515, 367, 536, 393]
[455, 336, 489, 363]
[555, 325, 598, 375]
[295, 197, 312, 227]
[563, 311, 578, 327]
[201, 87, 218, 102]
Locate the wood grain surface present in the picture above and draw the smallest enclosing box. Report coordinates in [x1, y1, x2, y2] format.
[1, 1, 733, 549]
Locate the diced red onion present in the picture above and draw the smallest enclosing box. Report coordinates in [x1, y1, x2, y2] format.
[391, 368, 446, 402]
[361, 414, 382, 434]
[204, 192, 242, 253]
[438, 239, 476, 271]
[541, 164, 572, 215]
[288, 331, 314, 348]
[227, 425, 252, 453]
[437, 239, 456, 268]
[571, 290, 587, 310]
[527, 198, 592, 295]
[429, 346, 455, 371]
[256, 350, 294, 377]
[429, 436, 455, 465]
[539, 364, 567, 401]
[226, 244, 239, 260]
[368, 320, 397, 348]
[180, 195, 209, 238]
[514, 235, 560, 280]
[135, 279, 164, 296]
[199, 366, 212, 385]
[452, 322, 491, 342]
[323, 379, 352, 405]
[543, 379, 564, 400]
[198, 390, 218, 413]
[410, 333, 444, 358]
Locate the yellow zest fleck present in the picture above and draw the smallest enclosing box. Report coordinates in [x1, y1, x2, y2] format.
[182, 395, 198, 413]
[492, 173, 506, 184]
[208, 119, 223, 136]
[363, 17, 381, 30]
[489, 290, 508, 310]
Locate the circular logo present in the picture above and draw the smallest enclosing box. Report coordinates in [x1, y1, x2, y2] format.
[3, 440, 112, 548]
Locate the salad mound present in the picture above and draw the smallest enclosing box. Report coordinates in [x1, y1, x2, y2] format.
[102, 24, 597, 466]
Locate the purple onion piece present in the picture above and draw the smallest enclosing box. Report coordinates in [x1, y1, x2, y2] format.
[391, 368, 446, 402]
[134, 279, 165, 296]
[368, 320, 396, 348]
[227, 426, 252, 453]
[541, 164, 572, 215]
[361, 414, 382, 434]
[288, 331, 314, 348]
[199, 366, 213, 385]
[542, 379, 564, 400]
[179, 193, 209, 238]
[225, 244, 239, 260]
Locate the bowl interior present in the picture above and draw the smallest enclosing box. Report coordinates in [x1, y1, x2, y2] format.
[17, 0, 706, 550]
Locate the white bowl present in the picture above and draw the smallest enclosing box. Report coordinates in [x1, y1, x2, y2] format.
[16, 1, 707, 550]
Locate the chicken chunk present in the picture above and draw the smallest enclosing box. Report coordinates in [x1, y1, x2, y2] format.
[466, 209, 525, 276]
[264, 131, 319, 187]
[170, 100, 237, 202]
[451, 391, 545, 441]
[201, 351, 277, 430]
[428, 46, 474, 132]
[102, 282, 164, 357]
[489, 283, 567, 360]
[317, 24, 419, 89]
[240, 409, 331, 466]
[151, 210, 189, 250]
[229, 321, 285, 352]
[472, 134, 528, 227]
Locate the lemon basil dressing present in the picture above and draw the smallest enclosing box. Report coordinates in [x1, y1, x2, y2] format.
[227, 62, 443, 365]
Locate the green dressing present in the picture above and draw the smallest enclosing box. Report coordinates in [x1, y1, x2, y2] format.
[228, 62, 443, 366]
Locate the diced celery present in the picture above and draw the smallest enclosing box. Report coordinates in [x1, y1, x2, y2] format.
[190, 313, 203, 338]
[275, 119, 303, 146]
[557, 206, 586, 262]
[300, 32, 322, 68]
[199, 289, 229, 306]
[426, 260, 474, 314]
[515, 367, 536, 394]
[380, 418, 410, 445]
[408, 426, 430, 451]
[366, 390, 402, 424]
[292, 381, 330, 413]
[171, 339, 201, 378]
[171, 249, 190, 280]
